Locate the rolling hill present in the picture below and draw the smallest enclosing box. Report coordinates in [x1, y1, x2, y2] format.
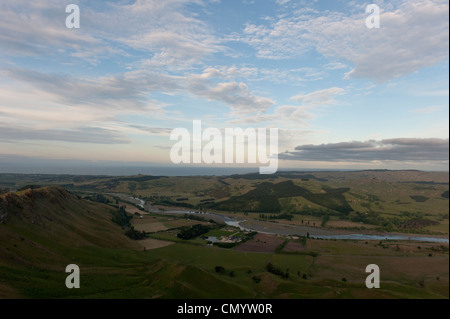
[0, 187, 260, 298]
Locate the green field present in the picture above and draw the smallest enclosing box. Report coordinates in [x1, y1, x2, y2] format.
[0, 171, 448, 299]
[2, 170, 447, 235]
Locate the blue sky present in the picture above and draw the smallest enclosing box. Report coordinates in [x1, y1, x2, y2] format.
[0, 0, 448, 171]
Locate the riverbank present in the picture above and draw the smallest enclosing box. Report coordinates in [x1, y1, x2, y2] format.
[115, 193, 449, 243]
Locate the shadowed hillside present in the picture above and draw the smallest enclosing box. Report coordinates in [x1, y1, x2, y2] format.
[212, 180, 353, 214]
[0, 187, 258, 298]
[0, 180, 447, 299]
[0, 186, 140, 250]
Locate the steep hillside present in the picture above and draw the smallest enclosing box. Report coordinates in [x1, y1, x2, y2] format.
[0, 187, 256, 299]
[0, 187, 140, 251]
[0, 187, 142, 297]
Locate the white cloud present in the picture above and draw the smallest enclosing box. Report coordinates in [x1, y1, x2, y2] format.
[1, 65, 275, 135]
[0, 123, 130, 144]
[241, 0, 449, 82]
[291, 87, 345, 106]
[414, 89, 450, 97]
[324, 62, 348, 70]
[0, 0, 223, 69]
[0, 0, 103, 59]
[411, 105, 445, 114]
[228, 86, 344, 127]
[276, 0, 291, 5]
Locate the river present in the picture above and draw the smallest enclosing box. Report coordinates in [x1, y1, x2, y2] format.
[117, 194, 449, 244]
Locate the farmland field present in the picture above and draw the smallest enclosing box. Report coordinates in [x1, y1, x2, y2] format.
[0, 170, 448, 299]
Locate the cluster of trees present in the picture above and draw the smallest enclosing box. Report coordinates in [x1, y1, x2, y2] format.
[410, 195, 429, 203]
[351, 210, 440, 232]
[266, 262, 289, 279]
[214, 266, 235, 277]
[125, 227, 146, 240]
[86, 194, 110, 204]
[200, 198, 215, 203]
[177, 224, 211, 240]
[252, 276, 261, 283]
[215, 266, 225, 274]
[213, 242, 237, 248]
[259, 213, 293, 221]
[321, 214, 330, 227]
[111, 206, 132, 228]
[275, 241, 288, 253]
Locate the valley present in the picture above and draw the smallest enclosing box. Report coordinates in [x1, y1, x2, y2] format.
[0, 170, 448, 299]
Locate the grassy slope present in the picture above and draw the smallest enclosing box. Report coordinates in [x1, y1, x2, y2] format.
[0, 172, 448, 299]
[0, 187, 290, 299]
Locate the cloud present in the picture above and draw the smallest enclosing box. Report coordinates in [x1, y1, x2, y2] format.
[241, 0, 449, 82]
[228, 104, 311, 126]
[256, 67, 325, 84]
[187, 80, 275, 115]
[276, 0, 292, 5]
[411, 105, 444, 114]
[0, 124, 130, 144]
[280, 138, 449, 162]
[0, 0, 223, 68]
[83, 0, 224, 69]
[229, 86, 344, 126]
[291, 87, 344, 106]
[324, 62, 348, 70]
[2, 66, 273, 119]
[2, 68, 177, 112]
[414, 89, 450, 97]
[0, 1, 106, 61]
[126, 125, 173, 136]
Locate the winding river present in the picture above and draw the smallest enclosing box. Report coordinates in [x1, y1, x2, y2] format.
[118, 194, 449, 244]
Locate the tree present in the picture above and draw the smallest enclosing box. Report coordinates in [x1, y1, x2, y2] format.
[125, 227, 146, 240]
[321, 214, 330, 227]
[215, 266, 225, 274]
[252, 276, 261, 283]
[128, 182, 137, 193]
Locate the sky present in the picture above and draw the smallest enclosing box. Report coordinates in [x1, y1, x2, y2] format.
[0, 0, 448, 173]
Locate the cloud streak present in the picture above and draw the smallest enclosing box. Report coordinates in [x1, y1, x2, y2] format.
[280, 138, 449, 162]
[0, 124, 130, 144]
[2, 67, 273, 117]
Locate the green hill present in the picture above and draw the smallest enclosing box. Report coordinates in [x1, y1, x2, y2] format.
[0, 180, 447, 299]
[212, 180, 352, 214]
[0, 187, 254, 298]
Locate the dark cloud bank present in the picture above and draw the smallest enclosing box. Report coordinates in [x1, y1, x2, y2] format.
[280, 138, 449, 162]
